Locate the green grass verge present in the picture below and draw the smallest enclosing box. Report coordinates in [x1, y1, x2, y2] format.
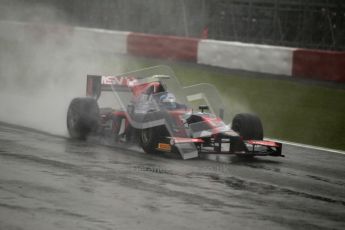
[179, 67, 345, 151]
[120, 57, 345, 151]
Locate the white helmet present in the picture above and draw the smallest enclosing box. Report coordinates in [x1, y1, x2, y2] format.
[160, 93, 176, 103]
[159, 92, 176, 109]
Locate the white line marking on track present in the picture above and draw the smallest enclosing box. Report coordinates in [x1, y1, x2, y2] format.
[266, 138, 345, 155]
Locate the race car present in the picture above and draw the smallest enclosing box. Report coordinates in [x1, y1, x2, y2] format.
[67, 65, 283, 159]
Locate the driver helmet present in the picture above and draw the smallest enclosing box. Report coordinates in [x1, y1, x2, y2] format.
[159, 92, 176, 109]
[160, 92, 176, 103]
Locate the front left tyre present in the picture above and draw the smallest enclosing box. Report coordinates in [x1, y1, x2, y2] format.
[67, 97, 99, 140]
[138, 125, 168, 154]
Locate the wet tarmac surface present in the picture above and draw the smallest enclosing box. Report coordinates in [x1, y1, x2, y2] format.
[0, 122, 344, 230]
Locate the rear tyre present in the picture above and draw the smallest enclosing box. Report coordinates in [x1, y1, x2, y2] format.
[67, 97, 99, 140]
[231, 113, 263, 140]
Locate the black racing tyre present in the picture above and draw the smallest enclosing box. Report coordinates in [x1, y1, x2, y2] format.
[138, 125, 168, 154]
[231, 113, 263, 140]
[67, 97, 99, 140]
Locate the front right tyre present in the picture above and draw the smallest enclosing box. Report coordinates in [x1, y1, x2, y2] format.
[231, 113, 263, 140]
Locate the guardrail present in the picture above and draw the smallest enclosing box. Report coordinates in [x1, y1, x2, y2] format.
[1, 20, 344, 83]
[197, 40, 294, 76]
[293, 49, 345, 82]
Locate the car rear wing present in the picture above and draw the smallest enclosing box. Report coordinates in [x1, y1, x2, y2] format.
[86, 74, 170, 99]
[86, 75, 138, 99]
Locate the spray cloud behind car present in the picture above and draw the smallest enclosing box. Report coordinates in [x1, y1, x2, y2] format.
[0, 3, 128, 136]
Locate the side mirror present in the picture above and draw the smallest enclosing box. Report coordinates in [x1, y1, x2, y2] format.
[198, 105, 209, 113]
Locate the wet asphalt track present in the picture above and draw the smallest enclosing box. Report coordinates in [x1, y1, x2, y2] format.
[0, 122, 344, 230]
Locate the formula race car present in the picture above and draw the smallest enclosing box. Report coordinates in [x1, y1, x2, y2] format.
[67, 66, 283, 159]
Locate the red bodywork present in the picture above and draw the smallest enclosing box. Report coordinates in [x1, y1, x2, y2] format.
[86, 74, 283, 158]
